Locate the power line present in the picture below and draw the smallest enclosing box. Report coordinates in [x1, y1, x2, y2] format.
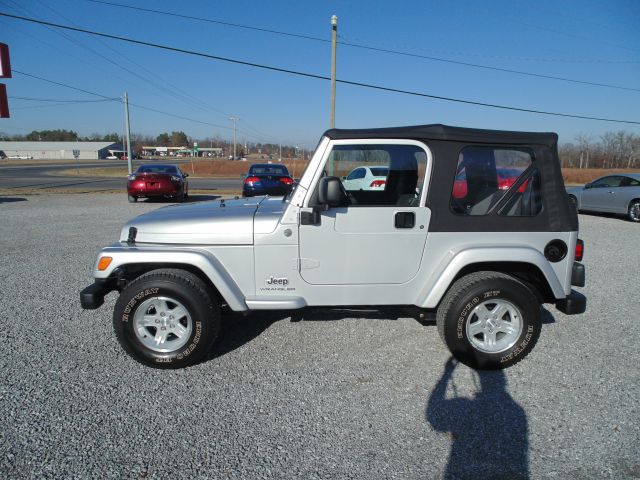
[12, 69, 278, 141]
[4, 13, 639, 125]
[12, 99, 115, 110]
[83, 0, 329, 45]
[81, 0, 638, 65]
[3, 0, 231, 120]
[77, 0, 640, 87]
[11, 96, 117, 102]
[13, 69, 120, 100]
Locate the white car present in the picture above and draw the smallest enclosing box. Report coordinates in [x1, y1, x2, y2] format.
[342, 165, 389, 190]
[8, 155, 33, 160]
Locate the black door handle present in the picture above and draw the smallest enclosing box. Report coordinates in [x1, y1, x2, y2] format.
[395, 211, 415, 229]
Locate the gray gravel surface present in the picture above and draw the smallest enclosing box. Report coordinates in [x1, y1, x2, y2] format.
[1, 193, 638, 479]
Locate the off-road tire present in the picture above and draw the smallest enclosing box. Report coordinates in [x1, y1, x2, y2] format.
[128, 195, 137, 203]
[628, 199, 640, 222]
[436, 271, 542, 370]
[113, 269, 221, 369]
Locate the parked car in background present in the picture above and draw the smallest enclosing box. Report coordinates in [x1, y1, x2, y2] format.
[453, 167, 526, 199]
[242, 163, 293, 197]
[342, 165, 389, 191]
[566, 173, 640, 222]
[127, 164, 189, 203]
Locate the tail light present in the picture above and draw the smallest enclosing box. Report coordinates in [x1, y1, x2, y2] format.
[575, 239, 584, 262]
[244, 176, 261, 186]
[370, 179, 386, 188]
[280, 177, 293, 185]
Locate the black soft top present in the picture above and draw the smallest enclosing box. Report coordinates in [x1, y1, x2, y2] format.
[324, 124, 558, 147]
[322, 124, 576, 232]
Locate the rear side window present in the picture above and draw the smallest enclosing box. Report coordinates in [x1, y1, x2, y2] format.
[450, 147, 541, 216]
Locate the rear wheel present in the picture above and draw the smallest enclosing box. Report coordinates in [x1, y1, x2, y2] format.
[436, 271, 542, 370]
[113, 269, 220, 368]
[628, 200, 640, 222]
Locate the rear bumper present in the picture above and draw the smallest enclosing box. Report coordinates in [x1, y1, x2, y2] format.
[556, 290, 586, 315]
[80, 278, 117, 309]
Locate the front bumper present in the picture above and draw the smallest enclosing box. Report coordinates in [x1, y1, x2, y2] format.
[80, 278, 117, 309]
[556, 290, 586, 315]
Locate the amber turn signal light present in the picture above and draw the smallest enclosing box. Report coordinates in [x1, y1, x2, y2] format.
[97, 257, 113, 271]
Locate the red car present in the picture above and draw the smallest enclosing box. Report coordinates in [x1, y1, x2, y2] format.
[453, 167, 526, 199]
[127, 164, 189, 203]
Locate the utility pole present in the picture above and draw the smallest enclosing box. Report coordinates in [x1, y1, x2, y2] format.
[330, 15, 338, 129]
[229, 116, 239, 160]
[124, 92, 133, 175]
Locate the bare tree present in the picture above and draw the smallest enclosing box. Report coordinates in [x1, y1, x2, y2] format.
[575, 133, 592, 169]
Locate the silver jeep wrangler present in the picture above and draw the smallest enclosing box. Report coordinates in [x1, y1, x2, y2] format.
[80, 124, 586, 370]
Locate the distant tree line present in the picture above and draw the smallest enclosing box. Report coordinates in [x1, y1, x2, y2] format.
[0, 129, 310, 160]
[559, 131, 639, 169]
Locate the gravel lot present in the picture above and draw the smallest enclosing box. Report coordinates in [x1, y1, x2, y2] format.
[1, 193, 638, 479]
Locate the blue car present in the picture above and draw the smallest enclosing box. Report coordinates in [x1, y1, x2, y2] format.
[242, 163, 294, 197]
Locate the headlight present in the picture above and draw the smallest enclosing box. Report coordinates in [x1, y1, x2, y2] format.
[127, 174, 136, 180]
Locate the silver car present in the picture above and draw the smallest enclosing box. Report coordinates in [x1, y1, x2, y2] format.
[567, 173, 640, 222]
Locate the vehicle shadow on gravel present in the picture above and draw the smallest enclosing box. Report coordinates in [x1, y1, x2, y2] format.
[206, 307, 422, 360]
[207, 312, 279, 359]
[0, 196, 27, 203]
[427, 357, 530, 479]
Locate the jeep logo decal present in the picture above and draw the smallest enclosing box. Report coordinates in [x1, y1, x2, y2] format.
[266, 276, 289, 286]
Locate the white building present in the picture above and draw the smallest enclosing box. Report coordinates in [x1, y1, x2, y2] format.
[0, 141, 123, 160]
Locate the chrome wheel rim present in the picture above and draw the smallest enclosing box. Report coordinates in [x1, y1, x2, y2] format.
[466, 299, 523, 353]
[630, 202, 640, 221]
[133, 296, 193, 353]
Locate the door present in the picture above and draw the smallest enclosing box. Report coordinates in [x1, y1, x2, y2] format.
[581, 176, 625, 211]
[298, 141, 431, 285]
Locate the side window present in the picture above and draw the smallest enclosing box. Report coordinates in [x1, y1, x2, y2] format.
[326, 144, 427, 206]
[592, 176, 623, 188]
[625, 177, 640, 187]
[450, 146, 541, 216]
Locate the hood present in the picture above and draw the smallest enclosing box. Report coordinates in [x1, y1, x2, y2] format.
[119, 196, 285, 245]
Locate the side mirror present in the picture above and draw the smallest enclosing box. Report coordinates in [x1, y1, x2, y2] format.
[183, 172, 189, 178]
[317, 176, 349, 207]
[584, 183, 592, 189]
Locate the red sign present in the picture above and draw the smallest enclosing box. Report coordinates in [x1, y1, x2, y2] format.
[0, 83, 8, 118]
[0, 43, 10, 78]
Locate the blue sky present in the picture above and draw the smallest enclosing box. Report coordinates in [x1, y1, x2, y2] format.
[1, 0, 639, 147]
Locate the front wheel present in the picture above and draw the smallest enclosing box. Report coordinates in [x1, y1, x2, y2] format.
[628, 200, 640, 222]
[128, 195, 137, 203]
[436, 271, 542, 370]
[113, 269, 220, 368]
